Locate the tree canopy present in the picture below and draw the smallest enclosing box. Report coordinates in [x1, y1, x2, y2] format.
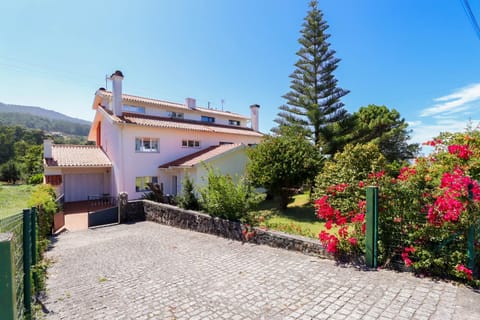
[247, 129, 323, 208]
[349, 105, 419, 162]
[273, 0, 349, 152]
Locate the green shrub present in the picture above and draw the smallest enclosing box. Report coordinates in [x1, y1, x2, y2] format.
[28, 184, 58, 239]
[199, 166, 263, 223]
[28, 173, 44, 185]
[177, 175, 199, 211]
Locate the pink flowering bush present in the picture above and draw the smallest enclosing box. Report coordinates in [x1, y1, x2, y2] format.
[314, 132, 480, 285]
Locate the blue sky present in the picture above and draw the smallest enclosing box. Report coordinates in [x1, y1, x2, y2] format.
[1, 0, 480, 150]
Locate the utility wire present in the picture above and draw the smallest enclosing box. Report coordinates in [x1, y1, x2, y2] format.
[460, 0, 480, 40]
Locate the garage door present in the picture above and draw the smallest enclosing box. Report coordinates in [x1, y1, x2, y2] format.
[64, 173, 104, 202]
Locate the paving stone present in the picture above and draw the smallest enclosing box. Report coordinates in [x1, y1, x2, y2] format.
[41, 222, 480, 319]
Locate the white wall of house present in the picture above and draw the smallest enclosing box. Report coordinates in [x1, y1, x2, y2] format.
[108, 123, 260, 199]
[99, 113, 124, 197]
[193, 146, 249, 190]
[44, 167, 111, 202]
[159, 146, 250, 197]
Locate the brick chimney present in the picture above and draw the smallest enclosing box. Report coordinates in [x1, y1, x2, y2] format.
[185, 97, 196, 109]
[250, 104, 260, 131]
[111, 70, 124, 117]
[43, 139, 53, 159]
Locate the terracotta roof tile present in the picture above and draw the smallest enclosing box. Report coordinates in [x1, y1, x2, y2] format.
[159, 144, 244, 169]
[122, 113, 263, 137]
[98, 91, 249, 119]
[45, 145, 112, 167]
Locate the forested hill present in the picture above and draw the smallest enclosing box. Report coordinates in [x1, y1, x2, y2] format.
[0, 102, 91, 136]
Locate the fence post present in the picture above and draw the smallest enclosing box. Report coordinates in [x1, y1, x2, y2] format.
[23, 209, 32, 317]
[0, 232, 17, 320]
[30, 207, 38, 293]
[366, 186, 379, 268]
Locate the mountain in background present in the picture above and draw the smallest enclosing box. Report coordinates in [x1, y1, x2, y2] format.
[0, 102, 91, 136]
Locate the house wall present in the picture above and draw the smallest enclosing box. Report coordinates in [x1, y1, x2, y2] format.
[115, 124, 260, 199]
[44, 166, 111, 201]
[98, 112, 123, 196]
[193, 146, 249, 190]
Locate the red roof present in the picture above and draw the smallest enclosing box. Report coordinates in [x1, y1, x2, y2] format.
[159, 144, 244, 169]
[45, 145, 112, 167]
[97, 90, 249, 119]
[121, 113, 263, 137]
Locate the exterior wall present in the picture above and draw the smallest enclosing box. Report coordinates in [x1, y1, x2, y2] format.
[118, 124, 261, 199]
[193, 147, 249, 190]
[138, 105, 248, 128]
[44, 167, 111, 201]
[98, 112, 123, 196]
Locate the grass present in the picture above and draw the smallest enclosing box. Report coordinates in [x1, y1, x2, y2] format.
[0, 183, 35, 218]
[254, 192, 328, 239]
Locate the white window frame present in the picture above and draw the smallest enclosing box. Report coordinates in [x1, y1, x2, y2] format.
[135, 176, 158, 192]
[182, 139, 200, 148]
[135, 137, 159, 153]
[201, 116, 215, 123]
[168, 111, 184, 119]
[229, 119, 241, 126]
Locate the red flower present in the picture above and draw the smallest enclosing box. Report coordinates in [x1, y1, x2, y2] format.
[338, 226, 349, 238]
[348, 237, 358, 245]
[358, 181, 365, 188]
[456, 264, 473, 280]
[351, 213, 365, 223]
[325, 220, 333, 230]
[448, 144, 473, 160]
[398, 167, 416, 181]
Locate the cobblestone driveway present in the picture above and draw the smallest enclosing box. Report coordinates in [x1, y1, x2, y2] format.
[43, 221, 479, 320]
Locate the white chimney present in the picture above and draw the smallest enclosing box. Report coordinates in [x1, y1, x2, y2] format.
[43, 139, 53, 159]
[111, 70, 124, 117]
[185, 97, 196, 109]
[250, 104, 260, 131]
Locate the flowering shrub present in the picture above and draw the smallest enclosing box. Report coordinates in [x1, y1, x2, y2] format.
[314, 132, 480, 285]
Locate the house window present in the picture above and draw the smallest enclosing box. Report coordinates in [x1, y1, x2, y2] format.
[201, 116, 215, 123]
[168, 111, 184, 119]
[229, 120, 240, 126]
[135, 176, 158, 192]
[123, 105, 146, 114]
[135, 137, 159, 152]
[182, 140, 200, 148]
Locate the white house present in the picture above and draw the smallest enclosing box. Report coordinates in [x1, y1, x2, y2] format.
[44, 70, 263, 202]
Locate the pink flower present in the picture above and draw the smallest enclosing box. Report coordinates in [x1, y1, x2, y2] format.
[348, 237, 358, 245]
[448, 144, 473, 160]
[351, 213, 365, 223]
[325, 220, 333, 230]
[358, 181, 365, 188]
[456, 264, 473, 280]
[398, 167, 416, 181]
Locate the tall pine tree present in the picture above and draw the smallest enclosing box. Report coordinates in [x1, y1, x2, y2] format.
[274, 0, 349, 152]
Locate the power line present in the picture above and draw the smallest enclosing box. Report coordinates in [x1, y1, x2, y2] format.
[460, 0, 480, 40]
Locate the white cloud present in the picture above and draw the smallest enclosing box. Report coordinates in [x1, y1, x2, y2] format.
[410, 119, 480, 145]
[420, 83, 480, 117]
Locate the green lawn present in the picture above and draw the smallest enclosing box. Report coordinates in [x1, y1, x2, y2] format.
[0, 183, 34, 218]
[254, 192, 327, 239]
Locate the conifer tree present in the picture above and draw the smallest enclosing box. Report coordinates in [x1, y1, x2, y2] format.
[274, 0, 349, 152]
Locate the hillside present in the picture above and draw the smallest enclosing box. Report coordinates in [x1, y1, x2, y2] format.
[0, 102, 90, 125]
[0, 102, 91, 136]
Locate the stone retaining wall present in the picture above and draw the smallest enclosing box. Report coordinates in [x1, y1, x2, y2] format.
[141, 200, 332, 259]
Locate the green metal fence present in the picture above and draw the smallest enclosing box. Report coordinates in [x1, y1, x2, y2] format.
[365, 186, 479, 278]
[0, 208, 36, 320]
